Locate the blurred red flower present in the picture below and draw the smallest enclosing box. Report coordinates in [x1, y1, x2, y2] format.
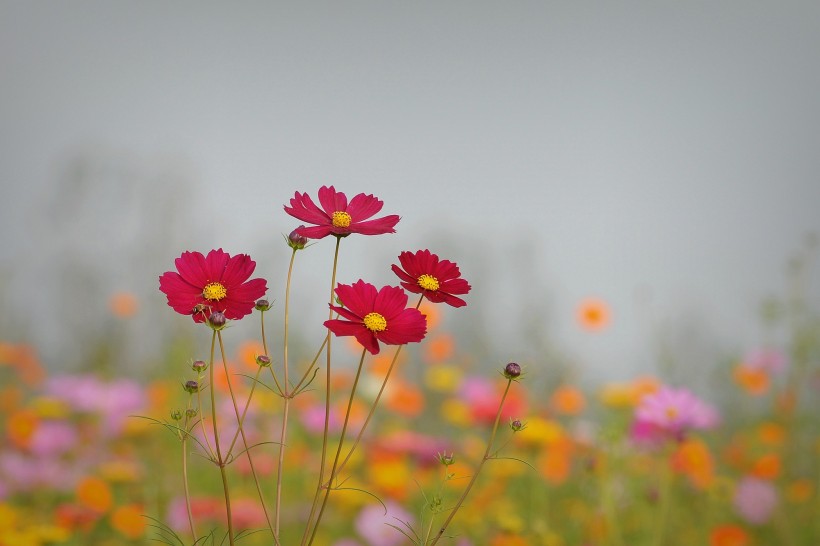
[324, 280, 427, 354]
[391, 249, 471, 308]
[159, 249, 267, 323]
[284, 185, 399, 239]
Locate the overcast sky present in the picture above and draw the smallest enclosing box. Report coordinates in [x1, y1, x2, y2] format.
[2, 1, 819, 382]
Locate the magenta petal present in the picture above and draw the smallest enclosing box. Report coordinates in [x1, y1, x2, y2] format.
[352, 215, 400, 235]
[285, 192, 331, 225]
[296, 224, 335, 239]
[222, 254, 255, 286]
[204, 249, 230, 281]
[374, 285, 408, 319]
[346, 193, 384, 221]
[174, 251, 209, 286]
[335, 281, 377, 317]
[317, 186, 347, 216]
[329, 304, 363, 323]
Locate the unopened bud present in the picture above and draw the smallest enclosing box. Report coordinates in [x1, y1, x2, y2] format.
[256, 355, 272, 367]
[191, 360, 208, 373]
[170, 409, 183, 421]
[436, 452, 455, 466]
[510, 419, 527, 432]
[286, 227, 308, 250]
[186, 408, 198, 419]
[208, 311, 227, 330]
[255, 299, 271, 312]
[183, 380, 200, 394]
[503, 362, 521, 379]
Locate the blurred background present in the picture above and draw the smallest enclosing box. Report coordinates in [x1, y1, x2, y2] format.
[2, 1, 819, 380]
[2, 3, 820, 546]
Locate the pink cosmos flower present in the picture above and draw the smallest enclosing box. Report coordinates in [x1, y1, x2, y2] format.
[632, 386, 719, 443]
[324, 280, 427, 355]
[284, 186, 400, 239]
[159, 248, 267, 323]
[355, 501, 414, 546]
[734, 476, 778, 524]
[391, 249, 471, 307]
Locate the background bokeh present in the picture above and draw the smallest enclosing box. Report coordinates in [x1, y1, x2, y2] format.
[2, 1, 819, 378]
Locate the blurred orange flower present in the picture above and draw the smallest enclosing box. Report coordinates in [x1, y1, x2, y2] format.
[6, 409, 39, 449]
[550, 385, 586, 415]
[0, 342, 45, 386]
[673, 437, 715, 489]
[750, 453, 781, 480]
[424, 334, 455, 362]
[108, 292, 139, 318]
[76, 476, 113, 513]
[110, 504, 146, 539]
[576, 298, 610, 331]
[419, 301, 442, 331]
[709, 524, 749, 546]
[538, 437, 573, 485]
[756, 422, 786, 446]
[733, 364, 769, 396]
[785, 479, 814, 503]
[385, 380, 425, 417]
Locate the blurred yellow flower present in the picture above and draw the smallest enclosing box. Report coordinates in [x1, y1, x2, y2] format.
[425, 364, 462, 393]
[440, 399, 471, 427]
[30, 397, 70, 419]
[110, 504, 146, 539]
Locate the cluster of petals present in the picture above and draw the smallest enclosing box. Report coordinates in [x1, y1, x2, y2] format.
[391, 249, 471, 308]
[284, 185, 400, 239]
[159, 249, 268, 323]
[632, 386, 719, 443]
[324, 280, 427, 355]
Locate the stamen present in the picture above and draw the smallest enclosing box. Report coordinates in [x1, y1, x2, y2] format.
[363, 312, 387, 332]
[202, 282, 227, 301]
[417, 274, 440, 291]
[332, 211, 352, 228]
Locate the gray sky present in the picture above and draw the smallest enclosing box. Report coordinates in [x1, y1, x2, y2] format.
[2, 1, 819, 381]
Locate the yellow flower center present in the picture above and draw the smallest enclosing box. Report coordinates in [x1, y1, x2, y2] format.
[202, 282, 227, 301]
[363, 312, 387, 332]
[665, 406, 679, 419]
[417, 274, 440, 291]
[331, 211, 352, 228]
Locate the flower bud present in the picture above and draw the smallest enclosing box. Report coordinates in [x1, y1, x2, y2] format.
[510, 419, 527, 432]
[286, 227, 308, 250]
[186, 408, 198, 419]
[256, 355, 272, 367]
[191, 360, 208, 373]
[503, 362, 521, 379]
[436, 452, 455, 466]
[255, 299, 272, 312]
[170, 409, 183, 421]
[208, 311, 227, 330]
[183, 380, 200, 394]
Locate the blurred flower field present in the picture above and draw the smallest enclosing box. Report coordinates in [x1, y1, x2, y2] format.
[1, 188, 819, 546]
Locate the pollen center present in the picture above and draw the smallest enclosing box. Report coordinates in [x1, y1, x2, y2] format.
[363, 312, 387, 332]
[665, 406, 679, 419]
[417, 274, 440, 291]
[331, 211, 352, 228]
[202, 282, 227, 301]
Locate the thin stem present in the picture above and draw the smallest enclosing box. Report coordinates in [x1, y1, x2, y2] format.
[182, 414, 197, 542]
[274, 248, 297, 540]
[308, 348, 368, 546]
[429, 379, 513, 546]
[650, 451, 673, 546]
[216, 331, 276, 541]
[225, 365, 263, 457]
[208, 330, 235, 546]
[301, 236, 343, 546]
[336, 295, 425, 475]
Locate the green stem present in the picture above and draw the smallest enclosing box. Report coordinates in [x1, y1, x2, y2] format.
[650, 452, 673, 546]
[182, 414, 197, 542]
[208, 330, 235, 546]
[275, 248, 297, 540]
[216, 331, 276, 541]
[307, 348, 368, 546]
[301, 236, 343, 546]
[336, 295, 424, 476]
[429, 379, 513, 546]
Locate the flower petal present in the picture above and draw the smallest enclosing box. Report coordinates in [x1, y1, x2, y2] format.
[346, 193, 384, 221]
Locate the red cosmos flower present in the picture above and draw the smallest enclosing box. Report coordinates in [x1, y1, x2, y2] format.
[159, 249, 268, 323]
[284, 185, 400, 239]
[324, 280, 427, 355]
[391, 249, 471, 308]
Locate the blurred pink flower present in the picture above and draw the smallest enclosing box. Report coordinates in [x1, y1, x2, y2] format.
[355, 501, 414, 546]
[0, 453, 79, 492]
[374, 431, 450, 467]
[632, 386, 719, 444]
[300, 404, 343, 435]
[745, 348, 788, 375]
[45, 375, 146, 435]
[29, 421, 78, 457]
[331, 540, 363, 546]
[734, 476, 778, 524]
